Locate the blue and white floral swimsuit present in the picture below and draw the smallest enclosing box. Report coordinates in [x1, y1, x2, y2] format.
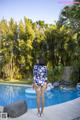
[33, 64, 47, 86]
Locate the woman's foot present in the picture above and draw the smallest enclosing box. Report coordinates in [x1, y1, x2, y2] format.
[40, 109, 44, 117]
[37, 109, 41, 117]
[40, 112, 44, 117]
[37, 112, 41, 117]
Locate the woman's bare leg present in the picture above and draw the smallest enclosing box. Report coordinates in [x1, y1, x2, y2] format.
[41, 83, 47, 114]
[34, 84, 41, 114]
[36, 91, 41, 113]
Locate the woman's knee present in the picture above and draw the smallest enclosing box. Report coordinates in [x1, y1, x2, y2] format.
[41, 91, 45, 96]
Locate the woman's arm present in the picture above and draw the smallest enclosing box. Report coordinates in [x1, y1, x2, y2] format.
[33, 65, 37, 88]
[44, 66, 48, 89]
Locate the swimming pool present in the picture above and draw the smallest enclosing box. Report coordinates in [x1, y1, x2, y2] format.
[0, 84, 80, 108]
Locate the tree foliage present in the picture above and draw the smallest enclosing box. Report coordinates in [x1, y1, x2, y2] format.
[0, 11, 80, 82]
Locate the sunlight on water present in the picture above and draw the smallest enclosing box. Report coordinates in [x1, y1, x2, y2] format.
[45, 91, 54, 99]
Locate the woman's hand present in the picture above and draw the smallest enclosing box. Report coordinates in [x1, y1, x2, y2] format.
[32, 83, 35, 89]
[45, 82, 47, 89]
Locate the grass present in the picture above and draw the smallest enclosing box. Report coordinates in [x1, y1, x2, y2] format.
[0, 79, 32, 85]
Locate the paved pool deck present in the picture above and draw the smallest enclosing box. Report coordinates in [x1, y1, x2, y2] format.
[8, 97, 80, 120]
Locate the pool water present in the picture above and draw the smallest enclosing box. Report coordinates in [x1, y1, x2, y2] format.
[0, 84, 80, 108]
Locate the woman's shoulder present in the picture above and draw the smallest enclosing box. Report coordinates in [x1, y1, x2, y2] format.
[40, 65, 47, 69]
[34, 64, 47, 68]
[33, 64, 39, 68]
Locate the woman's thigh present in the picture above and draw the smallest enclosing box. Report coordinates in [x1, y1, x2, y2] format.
[41, 83, 47, 95]
[34, 83, 41, 96]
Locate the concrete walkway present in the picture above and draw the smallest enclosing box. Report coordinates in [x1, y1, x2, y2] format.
[8, 98, 80, 120]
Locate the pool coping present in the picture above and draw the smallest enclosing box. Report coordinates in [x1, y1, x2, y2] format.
[0, 82, 32, 87]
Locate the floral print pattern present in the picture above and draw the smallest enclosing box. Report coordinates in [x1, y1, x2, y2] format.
[33, 65, 47, 86]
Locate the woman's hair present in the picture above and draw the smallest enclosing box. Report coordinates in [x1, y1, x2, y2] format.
[38, 57, 46, 65]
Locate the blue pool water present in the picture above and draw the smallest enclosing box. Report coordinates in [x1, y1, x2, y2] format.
[0, 84, 80, 108]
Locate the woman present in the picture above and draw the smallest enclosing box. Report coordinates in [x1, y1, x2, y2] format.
[33, 57, 47, 116]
